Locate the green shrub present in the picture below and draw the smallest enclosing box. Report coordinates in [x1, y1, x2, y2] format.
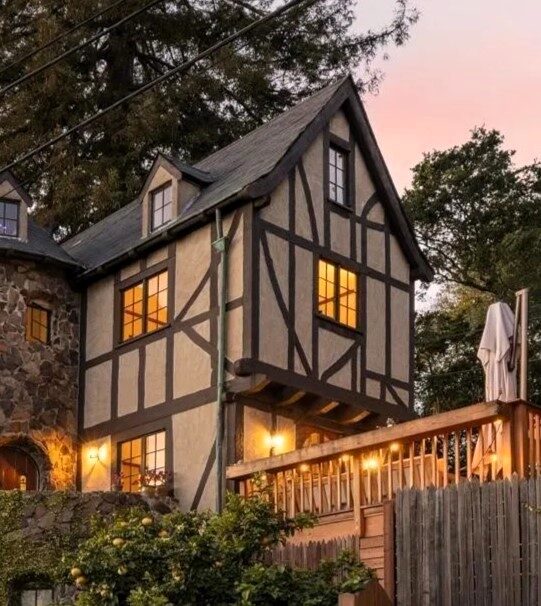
[61, 489, 375, 605]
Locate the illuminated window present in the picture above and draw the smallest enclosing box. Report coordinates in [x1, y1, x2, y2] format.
[0, 199, 19, 237]
[328, 145, 348, 205]
[151, 184, 173, 231]
[318, 259, 357, 329]
[146, 271, 168, 333]
[121, 270, 168, 342]
[25, 305, 50, 344]
[119, 431, 166, 493]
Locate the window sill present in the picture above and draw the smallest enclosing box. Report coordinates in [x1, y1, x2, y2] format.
[316, 313, 362, 337]
[327, 199, 353, 216]
[116, 323, 170, 349]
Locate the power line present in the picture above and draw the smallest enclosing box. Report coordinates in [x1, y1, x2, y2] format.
[0, 0, 127, 77]
[0, 0, 167, 96]
[0, 0, 320, 176]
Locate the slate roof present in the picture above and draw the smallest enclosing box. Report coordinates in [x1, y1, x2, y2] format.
[62, 78, 345, 275]
[0, 220, 81, 268]
[62, 75, 433, 281]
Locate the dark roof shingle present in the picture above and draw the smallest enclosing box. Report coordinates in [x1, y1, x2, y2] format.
[0, 220, 80, 268]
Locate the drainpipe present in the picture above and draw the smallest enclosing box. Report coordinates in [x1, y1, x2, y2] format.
[213, 208, 228, 512]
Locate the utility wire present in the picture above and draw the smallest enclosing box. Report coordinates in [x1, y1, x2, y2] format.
[0, 0, 127, 77]
[0, 0, 167, 96]
[0, 0, 320, 176]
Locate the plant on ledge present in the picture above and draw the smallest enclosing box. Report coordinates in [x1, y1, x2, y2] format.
[61, 486, 375, 605]
[138, 470, 173, 498]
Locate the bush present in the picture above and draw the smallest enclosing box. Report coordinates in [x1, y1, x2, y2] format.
[61, 488, 375, 605]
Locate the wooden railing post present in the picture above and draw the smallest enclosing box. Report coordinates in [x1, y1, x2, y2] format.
[383, 500, 395, 603]
[512, 401, 530, 477]
[352, 454, 364, 537]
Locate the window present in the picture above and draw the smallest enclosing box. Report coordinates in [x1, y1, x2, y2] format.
[119, 431, 166, 493]
[0, 199, 19, 237]
[328, 145, 348, 205]
[151, 184, 173, 231]
[121, 270, 168, 342]
[25, 305, 50, 344]
[20, 588, 54, 606]
[318, 259, 358, 329]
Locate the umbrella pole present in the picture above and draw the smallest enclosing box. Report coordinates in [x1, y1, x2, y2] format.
[517, 288, 530, 402]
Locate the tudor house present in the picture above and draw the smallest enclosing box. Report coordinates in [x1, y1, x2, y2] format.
[0, 75, 432, 511]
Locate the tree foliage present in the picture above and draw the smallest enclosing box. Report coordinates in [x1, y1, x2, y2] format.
[404, 128, 541, 413]
[60, 489, 375, 605]
[0, 0, 418, 236]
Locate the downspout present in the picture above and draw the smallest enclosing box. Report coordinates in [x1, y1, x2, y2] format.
[213, 208, 228, 512]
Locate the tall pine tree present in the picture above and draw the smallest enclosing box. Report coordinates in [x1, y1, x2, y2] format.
[0, 0, 417, 236]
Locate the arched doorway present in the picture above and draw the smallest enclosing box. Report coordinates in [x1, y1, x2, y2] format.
[0, 446, 39, 490]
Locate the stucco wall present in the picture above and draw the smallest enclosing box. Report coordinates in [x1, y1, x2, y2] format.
[172, 402, 216, 511]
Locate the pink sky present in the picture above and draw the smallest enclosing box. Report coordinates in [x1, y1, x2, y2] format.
[357, 0, 541, 192]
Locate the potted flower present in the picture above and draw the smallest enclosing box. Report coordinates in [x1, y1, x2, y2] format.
[139, 469, 173, 498]
[111, 472, 125, 492]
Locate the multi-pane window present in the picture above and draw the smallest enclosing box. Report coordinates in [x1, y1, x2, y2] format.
[146, 271, 168, 333]
[328, 145, 347, 205]
[0, 199, 19, 237]
[318, 259, 358, 329]
[121, 270, 168, 342]
[25, 305, 50, 344]
[119, 431, 166, 493]
[20, 589, 54, 606]
[151, 184, 173, 231]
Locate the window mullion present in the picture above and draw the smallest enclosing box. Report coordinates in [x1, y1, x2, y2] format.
[334, 264, 340, 321]
[143, 279, 148, 334]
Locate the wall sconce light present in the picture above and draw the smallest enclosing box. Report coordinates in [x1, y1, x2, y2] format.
[363, 457, 379, 471]
[265, 433, 284, 456]
[389, 442, 401, 453]
[490, 453, 498, 464]
[88, 444, 107, 463]
[300, 464, 310, 473]
[340, 454, 350, 463]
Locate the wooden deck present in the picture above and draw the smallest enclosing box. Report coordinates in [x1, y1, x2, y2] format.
[227, 400, 541, 597]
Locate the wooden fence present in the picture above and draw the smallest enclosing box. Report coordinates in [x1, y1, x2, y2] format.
[395, 475, 541, 606]
[266, 534, 360, 570]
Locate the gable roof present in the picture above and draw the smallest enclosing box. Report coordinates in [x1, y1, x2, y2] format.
[0, 171, 80, 269]
[63, 75, 432, 282]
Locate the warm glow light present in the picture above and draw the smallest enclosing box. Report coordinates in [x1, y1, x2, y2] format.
[363, 457, 379, 471]
[300, 464, 310, 472]
[265, 434, 285, 450]
[389, 442, 401, 453]
[87, 444, 108, 463]
[490, 453, 498, 464]
[340, 454, 350, 463]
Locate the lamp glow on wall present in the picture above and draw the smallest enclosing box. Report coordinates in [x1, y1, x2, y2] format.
[265, 432, 284, 456]
[87, 444, 108, 464]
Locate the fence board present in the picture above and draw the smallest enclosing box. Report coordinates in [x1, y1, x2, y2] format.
[396, 476, 541, 606]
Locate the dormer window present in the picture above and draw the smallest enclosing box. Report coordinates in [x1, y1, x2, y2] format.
[0, 199, 19, 237]
[150, 183, 172, 232]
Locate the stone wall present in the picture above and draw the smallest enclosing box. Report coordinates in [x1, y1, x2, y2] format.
[16, 490, 176, 541]
[0, 258, 80, 489]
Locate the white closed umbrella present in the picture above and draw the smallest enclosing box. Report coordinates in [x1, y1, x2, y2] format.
[472, 302, 517, 476]
[477, 302, 517, 402]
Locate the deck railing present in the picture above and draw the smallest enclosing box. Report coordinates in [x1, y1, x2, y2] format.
[227, 400, 541, 523]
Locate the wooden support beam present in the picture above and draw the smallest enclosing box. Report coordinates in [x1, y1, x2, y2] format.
[328, 405, 371, 425]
